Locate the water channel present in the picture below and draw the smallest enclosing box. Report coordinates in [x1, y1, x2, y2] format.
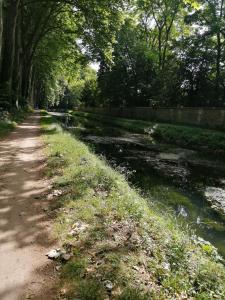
[53, 112, 225, 258]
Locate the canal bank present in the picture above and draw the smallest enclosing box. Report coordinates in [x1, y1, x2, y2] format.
[55, 111, 225, 257]
[42, 112, 225, 299]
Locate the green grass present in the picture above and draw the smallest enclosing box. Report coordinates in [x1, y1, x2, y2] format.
[0, 120, 16, 137]
[0, 109, 31, 138]
[72, 111, 225, 153]
[41, 113, 225, 300]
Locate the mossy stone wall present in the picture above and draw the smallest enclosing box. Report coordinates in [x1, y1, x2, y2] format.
[82, 107, 225, 129]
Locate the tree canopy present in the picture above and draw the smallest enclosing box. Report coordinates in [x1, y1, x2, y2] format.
[0, 0, 225, 111]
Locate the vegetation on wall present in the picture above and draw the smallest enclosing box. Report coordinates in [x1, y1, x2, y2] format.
[71, 111, 225, 154]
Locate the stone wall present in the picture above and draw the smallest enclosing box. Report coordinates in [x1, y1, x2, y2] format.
[81, 107, 225, 130]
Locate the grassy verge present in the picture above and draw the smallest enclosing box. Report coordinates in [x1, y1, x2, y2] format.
[41, 113, 225, 300]
[72, 111, 225, 154]
[0, 120, 16, 137]
[0, 109, 31, 138]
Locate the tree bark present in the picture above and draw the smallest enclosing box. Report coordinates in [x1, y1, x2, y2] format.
[215, 0, 224, 100]
[0, 0, 20, 110]
[12, 12, 22, 109]
[0, 0, 3, 71]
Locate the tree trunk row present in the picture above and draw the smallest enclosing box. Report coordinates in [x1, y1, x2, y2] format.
[0, 0, 59, 112]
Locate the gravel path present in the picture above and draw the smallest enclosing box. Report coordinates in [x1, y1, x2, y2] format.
[0, 113, 57, 300]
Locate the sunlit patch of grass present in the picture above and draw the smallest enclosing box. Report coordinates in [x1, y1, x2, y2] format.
[62, 258, 88, 279]
[41, 114, 225, 300]
[76, 279, 106, 300]
[0, 109, 30, 138]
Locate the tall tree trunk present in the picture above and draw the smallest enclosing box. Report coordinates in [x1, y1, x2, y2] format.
[29, 69, 36, 108]
[215, 0, 224, 102]
[21, 58, 32, 106]
[0, 0, 3, 71]
[216, 31, 221, 97]
[27, 64, 34, 104]
[12, 10, 22, 109]
[158, 28, 162, 70]
[0, 0, 20, 110]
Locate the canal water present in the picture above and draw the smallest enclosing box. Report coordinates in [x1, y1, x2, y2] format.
[55, 113, 225, 257]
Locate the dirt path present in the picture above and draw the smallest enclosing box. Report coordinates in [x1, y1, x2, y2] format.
[0, 113, 57, 300]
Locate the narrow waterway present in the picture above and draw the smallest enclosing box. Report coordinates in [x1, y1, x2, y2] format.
[53, 112, 225, 258]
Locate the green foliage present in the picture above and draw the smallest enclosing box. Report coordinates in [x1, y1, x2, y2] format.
[2, 0, 225, 111]
[98, 18, 157, 107]
[76, 280, 105, 300]
[77, 0, 225, 108]
[0, 120, 16, 137]
[118, 288, 150, 300]
[62, 258, 88, 279]
[0, 109, 29, 138]
[80, 75, 100, 107]
[152, 123, 225, 152]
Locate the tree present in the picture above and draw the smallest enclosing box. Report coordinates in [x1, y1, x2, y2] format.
[137, 0, 182, 70]
[1, 0, 225, 111]
[0, 0, 125, 111]
[0, 0, 20, 109]
[0, 0, 3, 66]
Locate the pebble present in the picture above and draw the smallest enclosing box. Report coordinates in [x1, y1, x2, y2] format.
[61, 253, 72, 261]
[103, 280, 113, 291]
[162, 262, 170, 271]
[132, 265, 139, 271]
[46, 249, 61, 259]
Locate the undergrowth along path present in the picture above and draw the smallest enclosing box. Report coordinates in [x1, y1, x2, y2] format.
[0, 112, 57, 300]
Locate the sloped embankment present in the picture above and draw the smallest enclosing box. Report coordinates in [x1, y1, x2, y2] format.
[41, 113, 225, 300]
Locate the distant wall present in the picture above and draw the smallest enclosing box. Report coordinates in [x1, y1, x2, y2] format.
[81, 107, 225, 130]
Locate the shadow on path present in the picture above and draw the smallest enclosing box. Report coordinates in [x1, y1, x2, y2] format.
[0, 112, 58, 300]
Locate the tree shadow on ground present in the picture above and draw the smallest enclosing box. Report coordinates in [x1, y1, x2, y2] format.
[0, 113, 59, 300]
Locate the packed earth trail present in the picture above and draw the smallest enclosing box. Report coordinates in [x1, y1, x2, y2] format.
[0, 112, 57, 300]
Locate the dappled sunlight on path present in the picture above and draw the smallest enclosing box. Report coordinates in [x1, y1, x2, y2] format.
[0, 113, 57, 300]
